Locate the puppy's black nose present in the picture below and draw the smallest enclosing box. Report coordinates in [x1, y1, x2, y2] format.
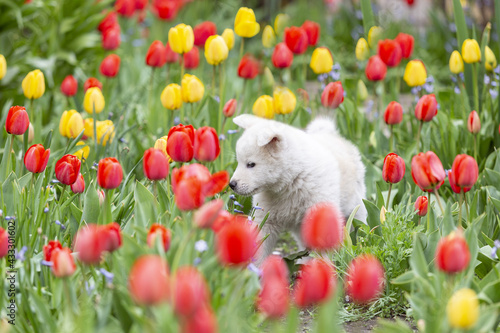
[229, 181, 237, 190]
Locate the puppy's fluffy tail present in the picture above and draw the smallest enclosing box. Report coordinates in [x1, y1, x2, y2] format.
[306, 117, 338, 135]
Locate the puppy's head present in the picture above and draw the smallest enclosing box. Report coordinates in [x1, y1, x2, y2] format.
[229, 115, 288, 196]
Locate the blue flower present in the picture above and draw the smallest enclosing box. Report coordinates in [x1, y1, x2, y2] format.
[99, 268, 114, 284]
[195, 240, 208, 253]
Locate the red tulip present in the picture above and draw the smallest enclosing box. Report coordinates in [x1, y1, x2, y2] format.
[365, 55, 387, 81]
[143, 148, 169, 181]
[238, 54, 260, 80]
[165, 42, 180, 63]
[97, 157, 123, 189]
[202, 170, 229, 196]
[70, 173, 85, 193]
[146, 40, 167, 67]
[0, 228, 7, 259]
[147, 223, 172, 251]
[194, 199, 224, 229]
[129, 255, 170, 305]
[74, 224, 104, 264]
[321, 81, 344, 108]
[193, 21, 217, 47]
[61, 75, 78, 97]
[43, 240, 62, 261]
[24, 144, 50, 174]
[415, 94, 438, 122]
[84, 77, 103, 91]
[395, 33, 414, 59]
[167, 124, 195, 162]
[272, 43, 294, 69]
[382, 153, 406, 184]
[301, 20, 320, 46]
[174, 177, 204, 211]
[102, 25, 121, 50]
[100, 54, 121, 78]
[98, 11, 118, 33]
[411, 151, 445, 192]
[115, 0, 136, 17]
[293, 259, 336, 307]
[448, 154, 478, 194]
[384, 101, 403, 125]
[194, 126, 220, 162]
[183, 47, 200, 69]
[180, 305, 217, 333]
[467, 110, 481, 134]
[135, 0, 148, 10]
[172, 266, 210, 317]
[345, 254, 385, 304]
[51, 248, 76, 278]
[261, 255, 289, 284]
[55, 154, 81, 185]
[151, 0, 179, 20]
[284, 26, 309, 54]
[257, 255, 290, 318]
[6, 106, 29, 135]
[211, 210, 232, 233]
[414, 195, 428, 216]
[171, 163, 211, 193]
[223, 99, 237, 117]
[378, 39, 402, 67]
[301, 203, 344, 251]
[435, 231, 470, 273]
[101, 222, 122, 253]
[215, 217, 258, 265]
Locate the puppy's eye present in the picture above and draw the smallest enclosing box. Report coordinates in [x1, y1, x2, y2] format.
[246, 162, 256, 168]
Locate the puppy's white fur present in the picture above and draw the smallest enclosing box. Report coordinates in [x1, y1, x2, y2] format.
[230, 115, 367, 265]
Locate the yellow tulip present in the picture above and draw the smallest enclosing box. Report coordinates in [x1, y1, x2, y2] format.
[368, 26, 383, 49]
[447, 288, 479, 329]
[222, 29, 235, 50]
[181, 74, 204, 103]
[83, 87, 105, 114]
[273, 87, 296, 115]
[252, 95, 274, 119]
[355, 38, 370, 61]
[168, 24, 194, 54]
[73, 141, 90, 161]
[0, 55, 6, 80]
[403, 60, 427, 87]
[161, 84, 182, 110]
[59, 109, 84, 139]
[274, 13, 289, 37]
[154, 136, 172, 162]
[22, 69, 45, 99]
[205, 35, 229, 66]
[234, 7, 260, 38]
[310, 47, 334, 74]
[449, 50, 464, 74]
[357, 80, 368, 102]
[84, 119, 115, 146]
[461, 39, 481, 64]
[485, 46, 497, 72]
[262, 25, 276, 48]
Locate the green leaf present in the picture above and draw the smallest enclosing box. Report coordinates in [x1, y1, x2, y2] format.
[410, 234, 429, 278]
[134, 181, 157, 228]
[363, 199, 382, 236]
[360, 0, 375, 37]
[82, 180, 100, 224]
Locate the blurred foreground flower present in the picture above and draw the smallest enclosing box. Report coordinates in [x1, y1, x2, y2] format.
[253, 95, 274, 119]
[447, 289, 479, 329]
[301, 203, 344, 251]
[0, 55, 6, 80]
[147, 224, 171, 251]
[436, 231, 470, 273]
[215, 216, 258, 266]
[129, 255, 170, 305]
[294, 259, 336, 307]
[345, 254, 385, 304]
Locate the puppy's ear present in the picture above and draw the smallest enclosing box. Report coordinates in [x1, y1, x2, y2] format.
[233, 114, 262, 129]
[257, 128, 285, 149]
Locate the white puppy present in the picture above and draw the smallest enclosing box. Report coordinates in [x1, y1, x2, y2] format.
[230, 115, 367, 265]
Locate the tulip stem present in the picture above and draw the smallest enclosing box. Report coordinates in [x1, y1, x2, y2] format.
[472, 63, 479, 112]
[239, 38, 245, 60]
[416, 121, 423, 152]
[433, 189, 445, 216]
[92, 102, 98, 158]
[458, 191, 463, 227]
[5, 135, 14, 178]
[236, 79, 248, 116]
[427, 191, 431, 232]
[103, 189, 112, 225]
[473, 134, 477, 161]
[219, 64, 224, 133]
[303, 54, 307, 85]
[386, 183, 392, 209]
[212, 65, 217, 96]
[59, 184, 66, 202]
[389, 125, 394, 152]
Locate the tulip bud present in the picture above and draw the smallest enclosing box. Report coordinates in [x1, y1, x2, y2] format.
[100, 54, 121, 77]
[485, 45, 497, 72]
[84, 77, 102, 92]
[74, 224, 103, 264]
[345, 254, 385, 304]
[102, 25, 121, 50]
[273, 87, 296, 115]
[467, 110, 480, 134]
[193, 21, 217, 47]
[302, 20, 320, 46]
[181, 74, 204, 103]
[411, 151, 445, 192]
[97, 157, 123, 189]
[51, 248, 76, 278]
[395, 33, 414, 59]
[355, 38, 369, 61]
[161, 83, 182, 110]
[22, 69, 45, 99]
[146, 40, 167, 67]
[449, 50, 464, 74]
[357, 80, 368, 102]
[447, 288, 479, 329]
[151, 0, 179, 20]
[284, 26, 308, 55]
[294, 259, 336, 307]
[98, 189, 105, 206]
[183, 46, 200, 69]
[223, 99, 237, 117]
[204, 35, 229, 66]
[274, 13, 289, 37]
[167, 124, 195, 162]
[238, 54, 260, 80]
[415, 94, 438, 122]
[436, 231, 470, 273]
[301, 203, 344, 251]
[221, 28, 235, 50]
[448, 154, 478, 194]
[310, 47, 333, 74]
[6, 106, 29, 135]
[414, 195, 428, 216]
[168, 23, 194, 54]
[262, 25, 276, 48]
[234, 7, 260, 38]
[321, 81, 344, 109]
[382, 153, 405, 184]
[83, 87, 105, 114]
[365, 55, 387, 81]
[147, 224, 172, 251]
[215, 218, 258, 266]
[272, 43, 294, 69]
[378, 39, 402, 67]
[384, 101, 403, 125]
[172, 267, 210, 317]
[73, 141, 90, 161]
[24, 144, 50, 174]
[143, 148, 169, 181]
[403, 60, 427, 87]
[154, 136, 170, 159]
[461, 39, 481, 64]
[59, 109, 84, 139]
[61, 75, 78, 97]
[115, 0, 135, 17]
[128, 255, 170, 305]
[0, 228, 7, 259]
[55, 154, 81, 185]
[70, 173, 85, 194]
[0, 55, 6, 80]
[194, 126, 220, 162]
[98, 11, 118, 33]
[252, 95, 275, 119]
[368, 26, 383, 48]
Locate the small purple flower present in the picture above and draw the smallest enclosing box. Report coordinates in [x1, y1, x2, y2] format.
[218, 134, 226, 141]
[54, 220, 66, 230]
[5, 216, 14, 221]
[15, 246, 28, 262]
[51, 179, 60, 184]
[173, 116, 181, 126]
[484, 75, 491, 85]
[195, 240, 208, 253]
[490, 88, 499, 99]
[85, 281, 95, 295]
[44, 207, 49, 213]
[99, 268, 114, 284]
[227, 129, 239, 135]
[229, 195, 236, 200]
[454, 86, 460, 95]
[234, 209, 244, 214]
[492, 240, 500, 259]
[247, 263, 262, 277]
[194, 257, 202, 266]
[214, 95, 220, 103]
[233, 201, 243, 208]
[41, 260, 53, 267]
[253, 206, 262, 210]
